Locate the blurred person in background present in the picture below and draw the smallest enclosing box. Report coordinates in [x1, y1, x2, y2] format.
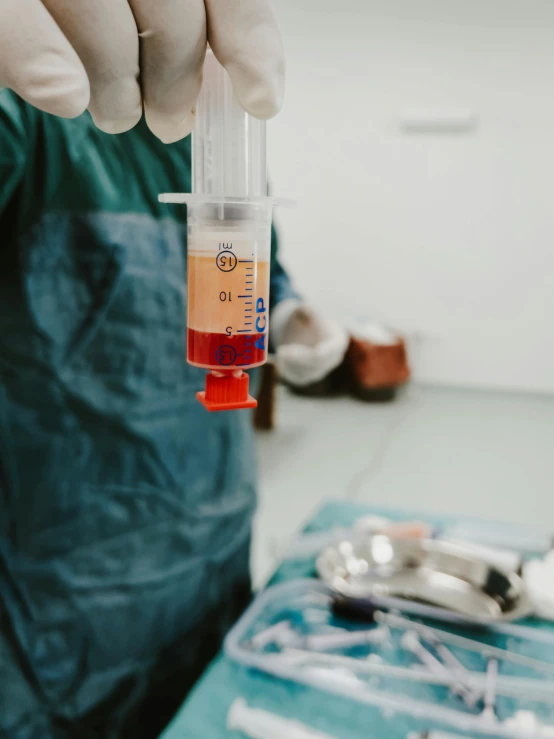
[0, 1, 348, 736]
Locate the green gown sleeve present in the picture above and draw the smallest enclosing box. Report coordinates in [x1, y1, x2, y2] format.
[269, 221, 300, 312]
[0, 91, 32, 214]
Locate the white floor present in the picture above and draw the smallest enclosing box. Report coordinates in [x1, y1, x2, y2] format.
[252, 384, 554, 587]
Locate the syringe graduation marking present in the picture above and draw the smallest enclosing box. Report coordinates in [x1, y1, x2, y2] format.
[240, 256, 253, 335]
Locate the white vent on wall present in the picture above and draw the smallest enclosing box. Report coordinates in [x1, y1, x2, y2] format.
[400, 109, 478, 134]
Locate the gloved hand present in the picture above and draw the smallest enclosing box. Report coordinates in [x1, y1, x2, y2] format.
[0, 0, 285, 142]
[523, 551, 554, 621]
[271, 300, 350, 387]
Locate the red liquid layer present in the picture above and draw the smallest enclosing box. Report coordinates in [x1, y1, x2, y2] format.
[187, 329, 266, 369]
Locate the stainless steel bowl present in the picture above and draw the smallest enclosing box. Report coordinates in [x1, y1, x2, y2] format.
[316, 535, 532, 622]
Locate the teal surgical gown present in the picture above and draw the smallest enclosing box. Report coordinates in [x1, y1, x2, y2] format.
[0, 91, 296, 739]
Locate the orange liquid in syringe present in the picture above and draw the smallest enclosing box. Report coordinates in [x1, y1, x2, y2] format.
[187, 253, 270, 369]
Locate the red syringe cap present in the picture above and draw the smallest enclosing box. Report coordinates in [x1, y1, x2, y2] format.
[197, 370, 257, 412]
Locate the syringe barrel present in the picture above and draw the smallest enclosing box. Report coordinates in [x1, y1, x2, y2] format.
[160, 50, 277, 410]
[186, 202, 272, 371]
[193, 50, 267, 199]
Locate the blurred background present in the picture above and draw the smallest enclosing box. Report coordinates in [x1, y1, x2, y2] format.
[270, 0, 554, 392]
[253, 0, 554, 586]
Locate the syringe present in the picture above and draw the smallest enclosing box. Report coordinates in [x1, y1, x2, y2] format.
[160, 49, 285, 411]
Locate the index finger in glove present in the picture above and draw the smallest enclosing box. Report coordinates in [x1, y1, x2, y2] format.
[0, 0, 89, 118]
[42, 0, 142, 133]
[129, 0, 206, 143]
[206, 0, 285, 119]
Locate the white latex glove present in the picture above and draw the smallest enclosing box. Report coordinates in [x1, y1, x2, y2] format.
[0, 0, 285, 142]
[271, 300, 350, 387]
[523, 551, 554, 620]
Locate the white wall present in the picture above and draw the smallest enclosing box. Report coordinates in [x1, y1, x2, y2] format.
[268, 0, 554, 394]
